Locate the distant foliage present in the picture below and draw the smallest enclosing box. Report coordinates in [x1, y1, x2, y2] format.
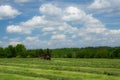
[15, 44, 27, 58]
[51, 47, 119, 58]
[0, 44, 27, 58]
[0, 44, 120, 58]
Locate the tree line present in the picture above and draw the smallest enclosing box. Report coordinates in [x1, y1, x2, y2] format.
[52, 47, 120, 58]
[0, 44, 51, 59]
[0, 44, 120, 58]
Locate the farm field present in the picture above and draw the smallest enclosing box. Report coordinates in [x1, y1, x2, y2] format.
[0, 58, 120, 80]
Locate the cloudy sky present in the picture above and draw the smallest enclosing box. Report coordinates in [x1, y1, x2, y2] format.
[0, 0, 120, 49]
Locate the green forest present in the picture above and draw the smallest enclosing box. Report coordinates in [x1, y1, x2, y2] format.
[0, 44, 120, 58]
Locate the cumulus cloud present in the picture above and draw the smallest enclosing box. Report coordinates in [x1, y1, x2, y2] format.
[63, 6, 86, 21]
[7, 25, 22, 33]
[21, 16, 46, 27]
[14, 0, 31, 3]
[42, 27, 56, 32]
[23, 36, 51, 49]
[39, 4, 62, 16]
[63, 6, 106, 34]
[25, 36, 39, 41]
[6, 4, 78, 35]
[109, 30, 120, 34]
[7, 16, 46, 34]
[9, 41, 21, 46]
[0, 5, 20, 20]
[5, 3, 120, 48]
[88, 0, 120, 13]
[51, 34, 66, 40]
[88, 0, 110, 9]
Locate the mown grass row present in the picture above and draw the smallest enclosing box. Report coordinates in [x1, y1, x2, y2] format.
[0, 72, 48, 80]
[0, 58, 120, 80]
[0, 62, 120, 76]
[0, 65, 120, 80]
[0, 58, 120, 68]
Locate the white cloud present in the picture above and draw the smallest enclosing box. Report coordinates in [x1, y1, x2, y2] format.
[6, 37, 22, 46]
[83, 14, 106, 33]
[0, 5, 20, 20]
[23, 36, 40, 49]
[109, 30, 120, 34]
[42, 27, 56, 32]
[7, 16, 47, 34]
[5, 3, 120, 48]
[21, 16, 46, 27]
[88, 0, 110, 9]
[51, 34, 66, 40]
[63, 6, 106, 34]
[25, 36, 39, 41]
[23, 36, 51, 49]
[9, 41, 21, 46]
[63, 6, 86, 21]
[7, 25, 22, 33]
[6, 4, 78, 35]
[39, 4, 62, 16]
[88, 0, 120, 13]
[14, 0, 30, 3]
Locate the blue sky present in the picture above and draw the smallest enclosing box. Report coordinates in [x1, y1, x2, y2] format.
[0, 0, 120, 49]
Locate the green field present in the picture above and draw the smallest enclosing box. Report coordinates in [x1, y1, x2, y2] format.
[0, 58, 120, 80]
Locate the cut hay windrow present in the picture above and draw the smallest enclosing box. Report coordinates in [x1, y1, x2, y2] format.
[0, 58, 120, 80]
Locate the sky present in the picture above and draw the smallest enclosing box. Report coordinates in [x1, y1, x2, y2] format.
[0, 0, 120, 49]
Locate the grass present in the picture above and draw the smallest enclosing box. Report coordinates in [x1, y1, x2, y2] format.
[0, 72, 48, 80]
[0, 58, 120, 80]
